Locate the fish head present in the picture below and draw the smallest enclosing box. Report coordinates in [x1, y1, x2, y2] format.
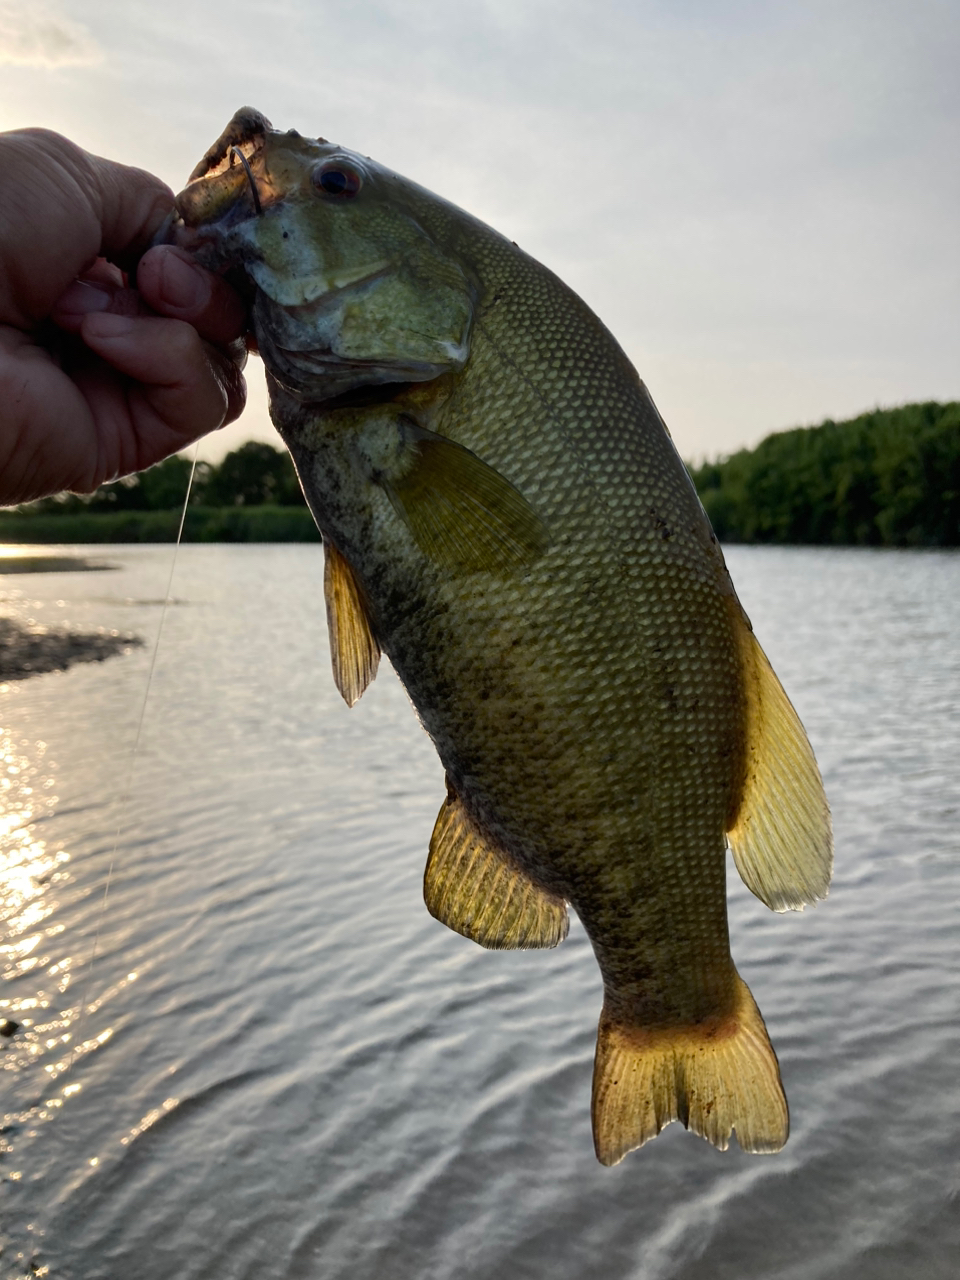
[173, 108, 476, 402]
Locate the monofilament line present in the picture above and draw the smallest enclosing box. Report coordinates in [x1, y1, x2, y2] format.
[71, 445, 199, 1068]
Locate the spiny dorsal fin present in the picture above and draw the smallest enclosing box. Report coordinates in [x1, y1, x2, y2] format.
[383, 425, 549, 574]
[425, 786, 569, 949]
[323, 541, 380, 707]
[592, 969, 788, 1165]
[727, 608, 832, 912]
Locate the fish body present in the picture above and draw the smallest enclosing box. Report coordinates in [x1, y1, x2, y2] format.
[175, 111, 832, 1163]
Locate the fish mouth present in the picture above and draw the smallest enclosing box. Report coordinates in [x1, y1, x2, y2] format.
[187, 107, 275, 184]
[229, 146, 263, 215]
[186, 106, 273, 183]
[171, 109, 281, 247]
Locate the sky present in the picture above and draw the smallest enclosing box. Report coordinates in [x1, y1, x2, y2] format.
[1, 0, 957, 464]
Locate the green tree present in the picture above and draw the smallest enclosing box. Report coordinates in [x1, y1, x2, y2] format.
[199, 441, 304, 507]
[688, 401, 960, 547]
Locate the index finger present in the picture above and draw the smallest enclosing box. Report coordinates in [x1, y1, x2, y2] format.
[0, 129, 174, 329]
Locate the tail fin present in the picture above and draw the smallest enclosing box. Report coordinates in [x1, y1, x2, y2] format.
[591, 971, 788, 1165]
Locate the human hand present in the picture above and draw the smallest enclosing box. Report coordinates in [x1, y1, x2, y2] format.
[0, 128, 248, 506]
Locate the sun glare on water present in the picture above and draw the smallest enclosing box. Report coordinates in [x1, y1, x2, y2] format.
[0, 724, 116, 1179]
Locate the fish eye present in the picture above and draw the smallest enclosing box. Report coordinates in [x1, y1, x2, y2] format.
[312, 162, 362, 198]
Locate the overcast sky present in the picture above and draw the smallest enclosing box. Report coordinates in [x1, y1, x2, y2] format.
[1, 0, 957, 463]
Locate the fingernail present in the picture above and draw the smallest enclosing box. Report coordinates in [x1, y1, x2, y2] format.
[83, 313, 136, 338]
[55, 280, 112, 316]
[158, 248, 207, 310]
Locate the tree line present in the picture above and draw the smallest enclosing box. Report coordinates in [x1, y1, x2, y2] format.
[17, 402, 960, 547]
[29, 441, 307, 514]
[688, 401, 960, 547]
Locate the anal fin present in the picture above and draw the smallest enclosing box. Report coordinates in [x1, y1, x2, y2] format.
[425, 787, 568, 950]
[727, 607, 833, 911]
[592, 970, 788, 1165]
[324, 541, 380, 707]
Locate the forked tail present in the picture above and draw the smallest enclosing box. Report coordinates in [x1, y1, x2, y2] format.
[591, 970, 788, 1165]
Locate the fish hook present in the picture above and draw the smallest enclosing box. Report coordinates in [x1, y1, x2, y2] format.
[230, 145, 263, 216]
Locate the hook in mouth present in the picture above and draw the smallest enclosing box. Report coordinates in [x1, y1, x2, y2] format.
[230, 146, 263, 216]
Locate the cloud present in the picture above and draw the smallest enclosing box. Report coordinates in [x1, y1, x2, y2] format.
[0, 1, 102, 68]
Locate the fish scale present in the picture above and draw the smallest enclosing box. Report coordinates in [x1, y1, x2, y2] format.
[173, 109, 832, 1164]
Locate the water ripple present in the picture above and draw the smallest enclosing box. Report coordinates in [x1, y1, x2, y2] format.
[0, 545, 957, 1279]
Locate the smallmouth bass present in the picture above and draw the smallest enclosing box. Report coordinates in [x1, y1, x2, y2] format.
[172, 109, 832, 1164]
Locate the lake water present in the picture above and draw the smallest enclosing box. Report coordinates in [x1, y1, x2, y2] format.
[1, 543, 958, 1279]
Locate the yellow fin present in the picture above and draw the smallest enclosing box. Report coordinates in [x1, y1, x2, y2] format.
[323, 541, 380, 707]
[592, 971, 789, 1165]
[424, 788, 568, 949]
[727, 613, 833, 912]
[384, 427, 549, 573]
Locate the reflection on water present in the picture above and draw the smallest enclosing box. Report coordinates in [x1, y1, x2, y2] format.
[1, 727, 64, 1012]
[0, 724, 71, 1202]
[0, 544, 958, 1280]
[0, 717, 126, 1220]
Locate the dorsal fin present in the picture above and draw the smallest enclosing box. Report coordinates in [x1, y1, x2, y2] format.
[323, 541, 380, 707]
[425, 785, 569, 949]
[727, 607, 833, 912]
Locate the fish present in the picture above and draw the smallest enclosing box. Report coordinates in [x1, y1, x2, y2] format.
[170, 108, 832, 1165]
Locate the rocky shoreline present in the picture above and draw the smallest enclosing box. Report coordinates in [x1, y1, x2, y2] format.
[0, 616, 143, 681]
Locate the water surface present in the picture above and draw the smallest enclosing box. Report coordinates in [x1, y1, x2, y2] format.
[1, 544, 958, 1279]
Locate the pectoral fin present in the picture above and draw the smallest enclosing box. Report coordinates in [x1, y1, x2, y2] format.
[323, 541, 380, 707]
[425, 786, 568, 949]
[726, 607, 832, 911]
[383, 425, 549, 574]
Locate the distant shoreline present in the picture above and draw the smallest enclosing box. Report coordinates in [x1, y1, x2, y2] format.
[0, 505, 321, 544]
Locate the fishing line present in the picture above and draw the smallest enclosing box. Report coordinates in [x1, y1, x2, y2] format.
[230, 146, 262, 215]
[71, 445, 199, 1068]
